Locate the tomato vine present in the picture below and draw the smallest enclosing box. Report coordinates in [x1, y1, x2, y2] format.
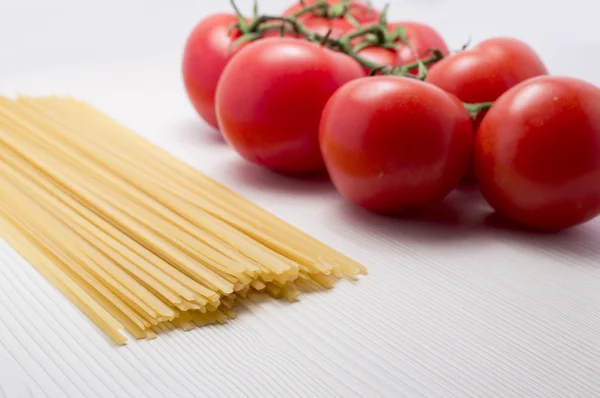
[228, 0, 443, 79]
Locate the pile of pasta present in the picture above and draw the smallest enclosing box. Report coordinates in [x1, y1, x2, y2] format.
[0, 96, 367, 345]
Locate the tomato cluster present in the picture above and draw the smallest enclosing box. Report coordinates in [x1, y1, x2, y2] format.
[182, 1, 600, 231]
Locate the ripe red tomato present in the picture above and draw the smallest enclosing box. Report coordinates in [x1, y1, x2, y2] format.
[298, 17, 356, 38]
[182, 14, 244, 130]
[426, 37, 548, 182]
[475, 76, 600, 231]
[216, 38, 365, 174]
[351, 22, 447, 75]
[426, 37, 548, 103]
[284, 0, 380, 24]
[320, 76, 473, 214]
[356, 46, 398, 74]
[283, 0, 380, 38]
[389, 22, 449, 68]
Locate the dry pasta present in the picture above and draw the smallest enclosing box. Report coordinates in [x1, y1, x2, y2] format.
[0, 96, 366, 345]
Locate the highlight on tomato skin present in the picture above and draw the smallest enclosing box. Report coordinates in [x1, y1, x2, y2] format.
[215, 37, 366, 175]
[474, 75, 600, 231]
[319, 76, 474, 214]
[182, 14, 245, 130]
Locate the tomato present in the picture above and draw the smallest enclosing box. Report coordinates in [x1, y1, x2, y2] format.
[389, 22, 449, 69]
[475, 76, 600, 231]
[297, 17, 356, 38]
[182, 14, 244, 130]
[216, 38, 365, 174]
[283, 0, 380, 38]
[349, 22, 447, 75]
[262, 28, 300, 39]
[356, 46, 398, 74]
[426, 37, 548, 103]
[426, 37, 548, 182]
[284, 0, 380, 24]
[320, 76, 473, 214]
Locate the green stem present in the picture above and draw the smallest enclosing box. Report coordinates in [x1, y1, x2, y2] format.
[464, 102, 494, 115]
[254, 16, 309, 35]
[348, 47, 392, 72]
[229, 1, 447, 80]
[291, 2, 328, 18]
[258, 22, 293, 35]
[242, 15, 415, 77]
[345, 24, 388, 41]
[394, 49, 445, 75]
[320, 29, 334, 46]
[328, 0, 352, 18]
[247, 15, 269, 32]
[229, 0, 249, 32]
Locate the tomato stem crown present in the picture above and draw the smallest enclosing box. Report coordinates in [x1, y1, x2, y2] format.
[464, 102, 494, 116]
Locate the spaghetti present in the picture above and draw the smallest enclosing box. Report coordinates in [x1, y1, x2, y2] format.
[0, 96, 366, 345]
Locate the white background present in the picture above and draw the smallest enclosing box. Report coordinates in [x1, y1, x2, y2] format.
[1, 0, 600, 397]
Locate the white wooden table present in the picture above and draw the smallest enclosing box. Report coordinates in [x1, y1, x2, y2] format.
[1, 0, 599, 396]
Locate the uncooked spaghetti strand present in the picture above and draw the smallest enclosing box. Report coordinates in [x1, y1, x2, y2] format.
[0, 202, 132, 343]
[22, 98, 329, 273]
[100, 124, 363, 274]
[74, 179, 249, 283]
[1, 142, 205, 304]
[0, 106, 254, 291]
[3, 102, 338, 290]
[0, 180, 153, 330]
[12, 101, 268, 274]
[9, 99, 308, 280]
[67, 222, 185, 307]
[2, 155, 190, 307]
[1, 160, 186, 322]
[0, 208, 153, 335]
[2, 223, 133, 342]
[1, 173, 176, 322]
[0, 96, 369, 343]
[19, 98, 355, 273]
[74, 181, 237, 295]
[11, 98, 304, 276]
[0, 126, 235, 296]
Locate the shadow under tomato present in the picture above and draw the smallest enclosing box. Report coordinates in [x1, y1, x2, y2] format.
[173, 118, 227, 147]
[223, 158, 336, 197]
[401, 188, 491, 228]
[335, 188, 492, 245]
[482, 213, 600, 262]
[333, 186, 600, 265]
